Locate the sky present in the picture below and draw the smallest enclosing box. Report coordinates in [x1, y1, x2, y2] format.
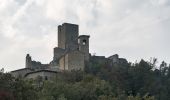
[0, 0, 170, 71]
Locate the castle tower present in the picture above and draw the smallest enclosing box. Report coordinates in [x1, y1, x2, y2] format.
[26, 54, 32, 68]
[58, 23, 79, 50]
[78, 35, 90, 61]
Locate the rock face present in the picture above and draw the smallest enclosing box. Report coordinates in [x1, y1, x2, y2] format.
[11, 23, 127, 80]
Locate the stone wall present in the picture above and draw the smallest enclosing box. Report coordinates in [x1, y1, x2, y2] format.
[90, 56, 108, 65]
[108, 54, 119, 63]
[11, 68, 33, 78]
[108, 54, 128, 65]
[51, 47, 66, 66]
[59, 55, 65, 70]
[53, 47, 66, 60]
[58, 23, 79, 50]
[59, 50, 85, 71]
[25, 70, 57, 80]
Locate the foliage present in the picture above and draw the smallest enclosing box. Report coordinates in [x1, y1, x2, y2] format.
[0, 72, 38, 100]
[1, 59, 170, 100]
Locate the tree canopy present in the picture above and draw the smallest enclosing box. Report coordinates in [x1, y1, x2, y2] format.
[1, 59, 170, 100]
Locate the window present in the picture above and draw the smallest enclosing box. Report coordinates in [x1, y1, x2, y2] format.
[45, 76, 48, 80]
[83, 39, 86, 45]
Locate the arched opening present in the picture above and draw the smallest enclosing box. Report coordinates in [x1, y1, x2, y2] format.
[83, 39, 86, 45]
[45, 76, 48, 80]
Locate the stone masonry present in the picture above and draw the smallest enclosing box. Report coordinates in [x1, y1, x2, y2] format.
[11, 23, 127, 80]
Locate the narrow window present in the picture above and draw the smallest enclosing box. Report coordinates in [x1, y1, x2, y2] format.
[83, 39, 86, 45]
[45, 76, 48, 80]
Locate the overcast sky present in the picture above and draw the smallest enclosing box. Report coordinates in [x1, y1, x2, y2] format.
[0, 0, 170, 71]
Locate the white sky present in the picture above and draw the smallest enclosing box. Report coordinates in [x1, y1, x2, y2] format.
[0, 0, 170, 71]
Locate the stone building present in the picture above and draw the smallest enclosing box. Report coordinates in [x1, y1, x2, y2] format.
[11, 23, 90, 79]
[11, 68, 32, 78]
[25, 70, 57, 81]
[11, 23, 127, 80]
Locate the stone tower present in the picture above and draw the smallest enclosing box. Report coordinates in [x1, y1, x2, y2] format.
[53, 23, 90, 71]
[78, 35, 90, 61]
[58, 23, 79, 50]
[26, 54, 32, 68]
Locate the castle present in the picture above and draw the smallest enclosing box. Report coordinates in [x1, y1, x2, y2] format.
[11, 23, 127, 80]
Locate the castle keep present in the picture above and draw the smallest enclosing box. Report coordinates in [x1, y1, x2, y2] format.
[11, 23, 127, 80]
[25, 23, 90, 71]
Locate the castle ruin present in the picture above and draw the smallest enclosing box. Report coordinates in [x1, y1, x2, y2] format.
[11, 23, 127, 80]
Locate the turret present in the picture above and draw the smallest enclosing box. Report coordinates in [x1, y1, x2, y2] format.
[26, 54, 32, 68]
[78, 35, 90, 61]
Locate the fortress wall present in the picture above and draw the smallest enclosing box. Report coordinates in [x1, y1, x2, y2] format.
[59, 51, 85, 71]
[11, 68, 32, 78]
[53, 47, 66, 61]
[67, 51, 85, 71]
[59, 56, 65, 70]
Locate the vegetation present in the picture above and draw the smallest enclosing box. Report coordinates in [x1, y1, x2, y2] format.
[1, 59, 170, 100]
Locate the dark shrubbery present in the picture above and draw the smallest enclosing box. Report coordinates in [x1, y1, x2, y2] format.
[1, 59, 170, 100]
